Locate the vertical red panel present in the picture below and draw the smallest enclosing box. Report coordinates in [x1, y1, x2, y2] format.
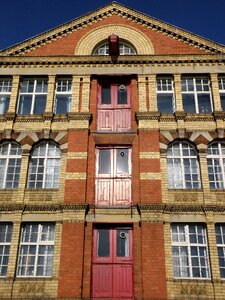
[92, 265, 113, 298]
[113, 265, 133, 298]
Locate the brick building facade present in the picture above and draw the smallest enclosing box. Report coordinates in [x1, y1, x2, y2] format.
[0, 2, 225, 299]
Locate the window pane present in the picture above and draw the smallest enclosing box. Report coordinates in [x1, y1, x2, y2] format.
[116, 149, 129, 174]
[221, 94, 225, 111]
[98, 150, 111, 174]
[101, 85, 111, 105]
[117, 229, 129, 257]
[198, 94, 212, 113]
[0, 96, 10, 114]
[33, 95, 46, 114]
[55, 95, 70, 114]
[157, 94, 174, 113]
[183, 94, 195, 113]
[117, 85, 127, 105]
[97, 229, 110, 257]
[18, 95, 32, 114]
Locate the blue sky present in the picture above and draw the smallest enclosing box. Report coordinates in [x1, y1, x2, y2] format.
[0, 0, 224, 50]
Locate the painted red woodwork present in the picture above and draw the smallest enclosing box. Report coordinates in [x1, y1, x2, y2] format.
[108, 34, 119, 56]
[97, 81, 131, 132]
[92, 226, 133, 298]
[95, 147, 132, 206]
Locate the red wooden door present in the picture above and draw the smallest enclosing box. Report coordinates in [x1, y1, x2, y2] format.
[95, 148, 131, 206]
[92, 226, 133, 299]
[97, 82, 131, 132]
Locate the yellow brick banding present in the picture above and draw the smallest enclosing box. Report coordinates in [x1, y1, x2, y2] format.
[75, 24, 154, 55]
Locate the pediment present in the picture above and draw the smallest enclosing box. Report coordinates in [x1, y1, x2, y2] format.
[0, 1, 224, 56]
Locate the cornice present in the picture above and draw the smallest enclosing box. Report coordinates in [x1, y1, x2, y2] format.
[0, 54, 224, 69]
[136, 112, 224, 123]
[0, 2, 224, 56]
[138, 204, 225, 213]
[0, 113, 92, 123]
[0, 204, 88, 212]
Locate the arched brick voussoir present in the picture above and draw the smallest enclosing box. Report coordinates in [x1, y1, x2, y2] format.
[75, 24, 154, 55]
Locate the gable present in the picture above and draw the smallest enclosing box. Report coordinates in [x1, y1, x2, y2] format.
[1, 2, 224, 56]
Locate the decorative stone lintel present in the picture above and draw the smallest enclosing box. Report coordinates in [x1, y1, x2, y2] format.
[0, 203, 89, 213]
[136, 111, 160, 121]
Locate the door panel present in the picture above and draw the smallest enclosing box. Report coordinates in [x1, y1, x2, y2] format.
[92, 264, 112, 298]
[95, 179, 112, 206]
[92, 226, 133, 298]
[113, 265, 133, 298]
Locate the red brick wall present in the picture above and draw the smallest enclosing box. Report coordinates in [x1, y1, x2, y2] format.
[141, 223, 167, 300]
[25, 15, 205, 56]
[64, 130, 89, 203]
[139, 130, 162, 204]
[57, 222, 85, 298]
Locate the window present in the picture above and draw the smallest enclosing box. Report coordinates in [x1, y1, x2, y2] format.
[0, 142, 22, 188]
[182, 76, 212, 113]
[27, 141, 60, 189]
[157, 76, 175, 113]
[167, 141, 201, 189]
[0, 78, 12, 114]
[218, 76, 225, 111]
[17, 78, 48, 114]
[54, 78, 72, 114]
[215, 224, 225, 278]
[207, 142, 225, 189]
[93, 42, 136, 55]
[17, 223, 55, 277]
[171, 224, 210, 279]
[0, 223, 12, 277]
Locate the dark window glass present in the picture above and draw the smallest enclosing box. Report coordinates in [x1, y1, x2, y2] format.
[18, 95, 32, 114]
[33, 95, 46, 114]
[221, 94, 225, 111]
[157, 94, 173, 113]
[117, 85, 127, 105]
[55, 95, 70, 114]
[97, 229, 110, 257]
[183, 94, 196, 113]
[117, 229, 129, 257]
[101, 85, 111, 105]
[198, 94, 212, 113]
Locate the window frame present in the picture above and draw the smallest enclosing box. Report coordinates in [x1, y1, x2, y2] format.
[17, 223, 55, 277]
[171, 223, 210, 279]
[156, 76, 175, 113]
[167, 141, 201, 189]
[215, 224, 225, 279]
[27, 141, 61, 189]
[0, 223, 13, 277]
[0, 142, 22, 189]
[17, 78, 48, 115]
[0, 78, 12, 114]
[182, 76, 213, 113]
[54, 77, 72, 114]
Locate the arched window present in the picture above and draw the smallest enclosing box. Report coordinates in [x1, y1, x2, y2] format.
[167, 141, 201, 189]
[207, 142, 225, 189]
[27, 141, 61, 188]
[93, 41, 136, 55]
[0, 142, 22, 188]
